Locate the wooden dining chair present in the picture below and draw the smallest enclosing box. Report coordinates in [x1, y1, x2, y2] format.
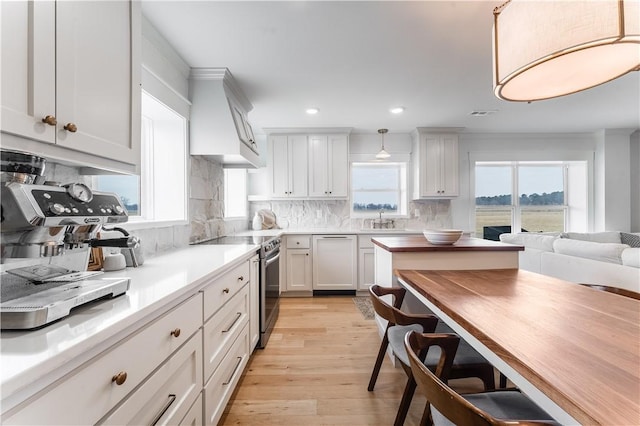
[368, 285, 496, 426]
[404, 330, 560, 426]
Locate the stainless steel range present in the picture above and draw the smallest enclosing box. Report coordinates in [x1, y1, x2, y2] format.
[197, 235, 281, 348]
[1, 149, 134, 330]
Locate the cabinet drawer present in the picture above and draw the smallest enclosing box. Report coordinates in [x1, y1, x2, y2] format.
[180, 393, 203, 426]
[203, 284, 250, 383]
[98, 330, 203, 425]
[204, 324, 250, 426]
[202, 260, 250, 321]
[4, 294, 203, 425]
[286, 235, 310, 249]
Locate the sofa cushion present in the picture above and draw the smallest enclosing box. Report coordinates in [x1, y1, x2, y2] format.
[552, 239, 628, 264]
[620, 232, 640, 248]
[560, 231, 621, 243]
[621, 248, 640, 268]
[499, 233, 557, 252]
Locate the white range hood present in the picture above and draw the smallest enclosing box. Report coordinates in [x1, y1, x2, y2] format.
[189, 68, 260, 168]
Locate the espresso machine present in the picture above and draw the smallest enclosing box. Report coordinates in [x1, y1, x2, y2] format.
[1, 149, 134, 329]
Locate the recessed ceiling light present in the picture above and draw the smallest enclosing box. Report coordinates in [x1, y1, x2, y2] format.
[390, 106, 405, 114]
[306, 108, 319, 115]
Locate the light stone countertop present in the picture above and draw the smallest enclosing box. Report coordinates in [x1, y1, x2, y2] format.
[235, 228, 424, 237]
[0, 243, 259, 407]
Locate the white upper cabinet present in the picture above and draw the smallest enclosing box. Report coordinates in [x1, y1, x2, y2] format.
[308, 134, 349, 198]
[413, 131, 459, 198]
[269, 134, 308, 198]
[0, 0, 141, 173]
[190, 68, 259, 168]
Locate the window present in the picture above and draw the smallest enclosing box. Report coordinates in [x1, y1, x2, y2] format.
[475, 161, 568, 239]
[224, 168, 247, 218]
[351, 162, 407, 216]
[93, 91, 187, 223]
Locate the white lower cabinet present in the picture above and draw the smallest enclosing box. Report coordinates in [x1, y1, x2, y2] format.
[312, 235, 357, 290]
[204, 323, 250, 425]
[97, 330, 203, 425]
[249, 254, 260, 349]
[3, 294, 203, 425]
[203, 284, 250, 382]
[2, 255, 260, 426]
[358, 248, 375, 290]
[180, 393, 203, 426]
[286, 235, 312, 291]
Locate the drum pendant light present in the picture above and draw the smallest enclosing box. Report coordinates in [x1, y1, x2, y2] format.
[376, 129, 390, 160]
[493, 0, 640, 102]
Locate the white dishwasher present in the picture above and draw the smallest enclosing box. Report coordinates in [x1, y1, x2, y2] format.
[312, 235, 357, 293]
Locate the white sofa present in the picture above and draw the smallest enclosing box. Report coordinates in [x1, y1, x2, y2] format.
[499, 231, 640, 293]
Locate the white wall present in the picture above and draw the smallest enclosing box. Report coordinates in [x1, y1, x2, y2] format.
[594, 129, 634, 232]
[631, 131, 640, 232]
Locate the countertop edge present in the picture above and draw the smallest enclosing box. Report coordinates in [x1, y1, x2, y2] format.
[371, 236, 525, 252]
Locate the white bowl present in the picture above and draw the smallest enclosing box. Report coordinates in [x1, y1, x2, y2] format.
[423, 229, 463, 245]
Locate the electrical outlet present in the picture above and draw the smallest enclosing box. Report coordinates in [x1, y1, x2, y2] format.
[316, 210, 322, 219]
[414, 209, 420, 218]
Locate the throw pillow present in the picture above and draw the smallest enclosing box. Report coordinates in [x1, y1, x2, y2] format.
[621, 232, 640, 248]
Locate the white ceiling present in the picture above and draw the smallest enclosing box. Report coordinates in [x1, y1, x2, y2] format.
[141, 1, 640, 135]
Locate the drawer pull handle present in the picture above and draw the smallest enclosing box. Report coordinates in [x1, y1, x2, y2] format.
[223, 288, 230, 294]
[238, 276, 244, 282]
[222, 312, 242, 333]
[63, 122, 78, 133]
[170, 328, 181, 338]
[150, 394, 176, 426]
[223, 356, 243, 385]
[42, 115, 57, 126]
[111, 371, 127, 386]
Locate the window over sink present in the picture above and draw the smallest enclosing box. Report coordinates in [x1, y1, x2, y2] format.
[351, 162, 408, 217]
[93, 91, 187, 224]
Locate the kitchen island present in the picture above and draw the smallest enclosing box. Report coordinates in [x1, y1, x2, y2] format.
[372, 235, 524, 287]
[371, 236, 524, 343]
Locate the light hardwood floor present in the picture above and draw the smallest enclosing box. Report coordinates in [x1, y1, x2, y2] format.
[220, 296, 484, 425]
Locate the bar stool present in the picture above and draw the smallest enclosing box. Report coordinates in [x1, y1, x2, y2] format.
[404, 330, 559, 426]
[368, 285, 496, 426]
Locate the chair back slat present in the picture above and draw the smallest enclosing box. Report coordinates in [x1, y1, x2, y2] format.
[368, 285, 405, 324]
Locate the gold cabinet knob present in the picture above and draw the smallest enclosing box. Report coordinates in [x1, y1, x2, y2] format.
[42, 115, 57, 126]
[170, 328, 181, 338]
[111, 371, 127, 386]
[64, 123, 78, 133]
[223, 288, 230, 294]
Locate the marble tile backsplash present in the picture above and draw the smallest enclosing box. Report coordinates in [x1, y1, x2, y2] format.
[249, 199, 452, 231]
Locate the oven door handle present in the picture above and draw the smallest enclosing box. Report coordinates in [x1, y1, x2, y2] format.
[265, 252, 280, 266]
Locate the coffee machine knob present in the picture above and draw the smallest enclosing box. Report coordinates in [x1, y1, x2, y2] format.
[49, 203, 66, 215]
[114, 205, 124, 214]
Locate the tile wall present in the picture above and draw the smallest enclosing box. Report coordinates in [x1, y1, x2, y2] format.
[249, 199, 452, 231]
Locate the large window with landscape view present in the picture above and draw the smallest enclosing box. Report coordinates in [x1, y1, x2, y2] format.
[351, 162, 407, 216]
[475, 161, 568, 240]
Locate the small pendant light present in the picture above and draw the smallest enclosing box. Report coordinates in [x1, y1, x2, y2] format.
[376, 128, 390, 160]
